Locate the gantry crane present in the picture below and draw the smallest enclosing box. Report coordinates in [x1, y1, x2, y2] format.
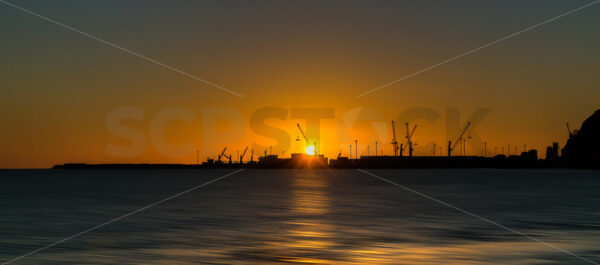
[405, 122, 417, 157]
[297, 123, 316, 156]
[391, 120, 399, 156]
[296, 123, 309, 145]
[217, 147, 227, 162]
[239, 146, 248, 163]
[448, 122, 471, 157]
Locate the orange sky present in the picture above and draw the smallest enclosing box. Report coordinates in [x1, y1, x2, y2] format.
[1, 1, 599, 168]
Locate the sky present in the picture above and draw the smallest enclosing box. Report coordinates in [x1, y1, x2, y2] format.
[1, 0, 599, 168]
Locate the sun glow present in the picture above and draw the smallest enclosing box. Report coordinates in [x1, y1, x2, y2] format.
[305, 145, 315, 155]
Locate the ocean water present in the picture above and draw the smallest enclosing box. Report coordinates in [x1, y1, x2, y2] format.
[0, 169, 599, 265]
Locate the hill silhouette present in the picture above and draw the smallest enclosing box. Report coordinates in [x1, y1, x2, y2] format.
[562, 109, 600, 167]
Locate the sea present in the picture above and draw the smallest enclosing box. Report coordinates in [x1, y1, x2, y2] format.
[1, 169, 599, 265]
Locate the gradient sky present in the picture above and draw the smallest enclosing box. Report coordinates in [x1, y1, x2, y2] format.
[1, 0, 599, 168]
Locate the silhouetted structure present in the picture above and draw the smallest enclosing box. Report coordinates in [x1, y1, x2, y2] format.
[545, 142, 560, 161]
[562, 109, 600, 168]
[53, 109, 600, 170]
[328, 156, 353, 168]
[257, 153, 328, 168]
[521, 150, 538, 161]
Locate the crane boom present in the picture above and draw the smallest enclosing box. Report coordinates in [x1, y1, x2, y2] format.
[218, 147, 227, 161]
[240, 146, 248, 163]
[409, 125, 417, 140]
[451, 122, 471, 151]
[296, 123, 309, 145]
[223, 154, 232, 164]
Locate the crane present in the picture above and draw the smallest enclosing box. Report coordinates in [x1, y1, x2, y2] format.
[391, 120, 398, 156]
[296, 123, 317, 156]
[239, 146, 248, 163]
[296, 123, 309, 146]
[448, 122, 471, 157]
[217, 147, 227, 162]
[405, 122, 417, 157]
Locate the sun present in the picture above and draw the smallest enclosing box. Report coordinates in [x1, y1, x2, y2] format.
[305, 145, 315, 156]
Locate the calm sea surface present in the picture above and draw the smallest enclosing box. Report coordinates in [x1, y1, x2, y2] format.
[1, 169, 599, 264]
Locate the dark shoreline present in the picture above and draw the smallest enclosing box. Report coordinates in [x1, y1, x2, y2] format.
[52, 156, 598, 170]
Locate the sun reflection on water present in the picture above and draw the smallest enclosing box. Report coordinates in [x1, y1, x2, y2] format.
[134, 170, 599, 265]
[283, 171, 336, 263]
[273, 171, 585, 265]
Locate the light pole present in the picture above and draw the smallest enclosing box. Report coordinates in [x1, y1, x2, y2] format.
[484, 142, 487, 157]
